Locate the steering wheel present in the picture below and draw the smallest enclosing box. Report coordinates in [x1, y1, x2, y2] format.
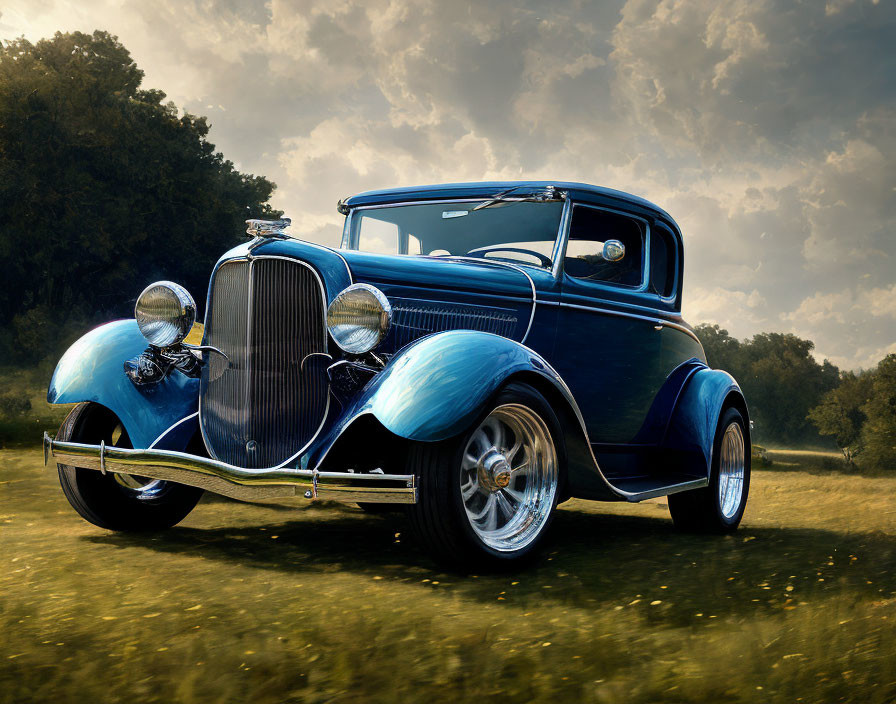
[465, 246, 553, 268]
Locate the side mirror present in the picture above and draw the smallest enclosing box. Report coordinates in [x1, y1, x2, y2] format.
[601, 239, 625, 262]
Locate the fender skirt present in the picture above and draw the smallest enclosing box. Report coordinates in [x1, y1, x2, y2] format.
[47, 320, 199, 450]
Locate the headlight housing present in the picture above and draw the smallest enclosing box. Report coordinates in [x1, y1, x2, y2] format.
[135, 281, 196, 348]
[327, 284, 392, 354]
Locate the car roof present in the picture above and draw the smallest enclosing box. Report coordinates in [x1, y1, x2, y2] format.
[343, 180, 677, 226]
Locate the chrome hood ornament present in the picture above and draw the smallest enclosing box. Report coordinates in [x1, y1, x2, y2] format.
[246, 218, 292, 239]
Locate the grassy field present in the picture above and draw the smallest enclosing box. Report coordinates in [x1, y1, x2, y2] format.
[1, 447, 894, 703]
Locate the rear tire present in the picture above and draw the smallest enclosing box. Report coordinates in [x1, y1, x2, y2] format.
[406, 382, 563, 569]
[668, 406, 750, 532]
[56, 402, 203, 531]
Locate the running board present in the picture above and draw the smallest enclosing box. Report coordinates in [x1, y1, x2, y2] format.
[608, 476, 709, 502]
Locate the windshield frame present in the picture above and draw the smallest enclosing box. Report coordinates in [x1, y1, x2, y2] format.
[340, 198, 572, 276]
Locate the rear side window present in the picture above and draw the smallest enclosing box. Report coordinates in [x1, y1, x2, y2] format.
[650, 224, 677, 298]
[564, 205, 644, 287]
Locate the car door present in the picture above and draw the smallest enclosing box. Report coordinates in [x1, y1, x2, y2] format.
[551, 203, 667, 445]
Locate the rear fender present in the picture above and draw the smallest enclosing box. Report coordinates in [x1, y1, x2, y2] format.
[47, 320, 199, 450]
[663, 368, 749, 478]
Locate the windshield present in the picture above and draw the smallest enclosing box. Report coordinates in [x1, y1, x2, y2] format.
[342, 200, 565, 269]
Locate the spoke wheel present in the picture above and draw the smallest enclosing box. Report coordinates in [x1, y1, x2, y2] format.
[459, 404, 558, 552]
[718, 422, 745, 519]
[406, 382, 564, 568]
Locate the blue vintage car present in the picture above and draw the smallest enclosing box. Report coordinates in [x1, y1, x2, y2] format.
[44, 181, 750, 567]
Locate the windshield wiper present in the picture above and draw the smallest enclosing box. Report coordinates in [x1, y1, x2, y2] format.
[472, 185, 566, 211]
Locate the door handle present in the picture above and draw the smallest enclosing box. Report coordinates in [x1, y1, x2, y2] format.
[653, 322, 664, 331]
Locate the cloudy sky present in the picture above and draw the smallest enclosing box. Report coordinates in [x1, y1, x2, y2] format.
[3, 0, 894, 369]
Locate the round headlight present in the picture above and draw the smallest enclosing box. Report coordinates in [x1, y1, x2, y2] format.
[135, 281, 196, 348]
[327, 284, 392, 354]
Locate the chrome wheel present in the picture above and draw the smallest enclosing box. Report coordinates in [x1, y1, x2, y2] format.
[459, 403, 558, 552]
[718, 422, 745, 519]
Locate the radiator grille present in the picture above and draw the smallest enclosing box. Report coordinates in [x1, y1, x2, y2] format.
[199, 257, 329, 468]
[383, 298, 519, 353]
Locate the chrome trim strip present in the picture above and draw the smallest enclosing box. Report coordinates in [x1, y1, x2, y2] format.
[488, 261, 537, 344]
[658, 320, 701, 344]
[550, 198, 572, 278]
[537, 300, 700, 344]
[45, 434, 416, 504]
[147, 412, 199, 450]
[198, 255, 332, 470]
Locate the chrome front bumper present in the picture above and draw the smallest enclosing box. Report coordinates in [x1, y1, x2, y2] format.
[43, 433, 417, 504]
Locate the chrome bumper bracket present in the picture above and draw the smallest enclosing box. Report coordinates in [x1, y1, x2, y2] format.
[44, 433, 417, 505]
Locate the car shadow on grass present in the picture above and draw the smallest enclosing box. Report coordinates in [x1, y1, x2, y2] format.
[85, 502, 895, 627]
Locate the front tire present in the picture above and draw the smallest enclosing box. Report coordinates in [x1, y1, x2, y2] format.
[56, 402, 203, 531]
[668, 406, 750, 532]
[407, 382, 563, 568]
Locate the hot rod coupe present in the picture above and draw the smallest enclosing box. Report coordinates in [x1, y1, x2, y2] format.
[44, 181, 750, 567]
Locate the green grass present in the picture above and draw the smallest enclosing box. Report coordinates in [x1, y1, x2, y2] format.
[2, 449, 894, 703]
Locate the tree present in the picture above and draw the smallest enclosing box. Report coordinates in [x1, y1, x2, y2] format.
[694, 324, 743, 376]
[0, 30, 281, 362]
[861, 354, 896, 471]
[741, 333, 840, 445]
[808, 371, 874, 464]
[695, 326, 840, 446]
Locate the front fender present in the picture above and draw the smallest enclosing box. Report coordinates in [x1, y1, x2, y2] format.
[358, 330, 561, 441]
[311, 330, 577, 465]
[47, 320, 199, 449]
[664, 368, 748, 477]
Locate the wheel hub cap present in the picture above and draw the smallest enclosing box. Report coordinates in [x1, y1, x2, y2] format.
[478, 448, 512, 491]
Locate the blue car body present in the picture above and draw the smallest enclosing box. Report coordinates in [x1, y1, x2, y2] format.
[48, 181, 749, 503]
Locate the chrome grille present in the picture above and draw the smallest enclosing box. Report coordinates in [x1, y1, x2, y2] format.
[384, 298, 518, 352]
[200, 257, 329, 468]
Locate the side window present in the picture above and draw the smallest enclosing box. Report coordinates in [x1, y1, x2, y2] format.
[650, 224, 677, 298]
[357, 215, 400, 254]
[564, 206, 644, 287]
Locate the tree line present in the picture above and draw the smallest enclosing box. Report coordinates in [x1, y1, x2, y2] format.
[696, 324, 895, 470]
[0, 30, 280, 363]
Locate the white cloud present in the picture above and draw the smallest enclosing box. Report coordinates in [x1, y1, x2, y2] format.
[685, 286, 767, 336]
